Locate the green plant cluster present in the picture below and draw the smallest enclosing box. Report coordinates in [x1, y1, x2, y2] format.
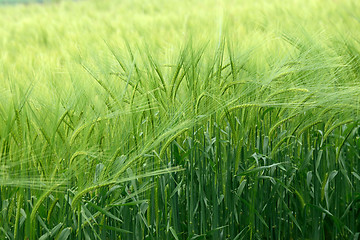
[1, 0, 360, 239]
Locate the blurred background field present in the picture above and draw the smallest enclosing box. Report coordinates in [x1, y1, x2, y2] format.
[1, 0, 360, 239]
[0, 0, 56, 4]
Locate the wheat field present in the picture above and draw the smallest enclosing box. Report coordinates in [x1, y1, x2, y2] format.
[1, 0, 360, 239]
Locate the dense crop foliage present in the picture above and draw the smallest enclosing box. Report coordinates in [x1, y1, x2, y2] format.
[1, 0, 360, 239]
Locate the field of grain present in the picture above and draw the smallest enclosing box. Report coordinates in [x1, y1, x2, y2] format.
[1, 0, 360, 239]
